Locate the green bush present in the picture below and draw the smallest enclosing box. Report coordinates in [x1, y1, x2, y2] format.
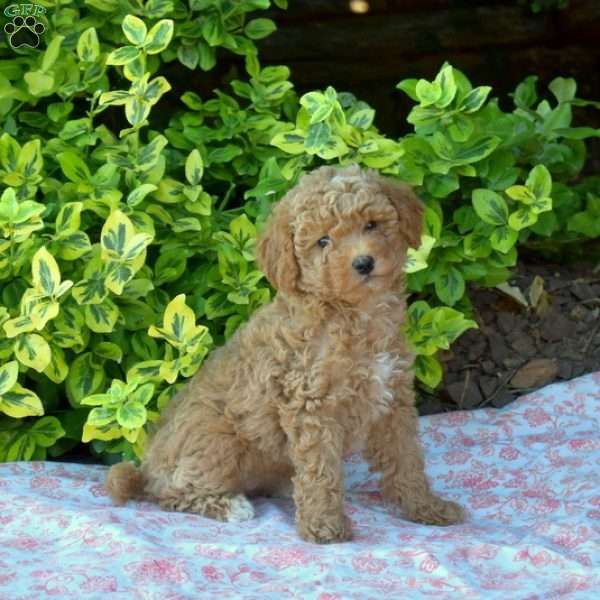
[0, 1, 599, 463]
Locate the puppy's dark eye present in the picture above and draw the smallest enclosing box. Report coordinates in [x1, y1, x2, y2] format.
[365, 221, 377, 231]
[318, 236, 330, 248]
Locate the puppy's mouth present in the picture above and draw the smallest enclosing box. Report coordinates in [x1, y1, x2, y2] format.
[361, 272, 385, 285]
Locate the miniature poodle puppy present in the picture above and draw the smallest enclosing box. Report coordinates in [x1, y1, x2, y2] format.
[106, 164, 464, 543]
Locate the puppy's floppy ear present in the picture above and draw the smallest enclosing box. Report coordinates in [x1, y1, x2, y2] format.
[381, 177, 424, 249]
[256, 199, 299, 295]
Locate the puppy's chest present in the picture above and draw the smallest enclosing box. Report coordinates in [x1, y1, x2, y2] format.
[326, 320, 402, 405]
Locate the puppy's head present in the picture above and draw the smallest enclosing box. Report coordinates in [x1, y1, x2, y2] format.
[257, 164, 423, 304]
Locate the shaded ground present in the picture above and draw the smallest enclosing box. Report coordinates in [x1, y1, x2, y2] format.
[418, 256, 600, 415]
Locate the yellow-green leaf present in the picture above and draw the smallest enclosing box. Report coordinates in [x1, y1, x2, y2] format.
[116, 400, 147, 429]
[122, 14, 147, 46]
[3, 315, 35, 338]
[404, 235, 435, 273]
[84, 298, 119, 333]
[29, 300, 60, 330]
[0, 384, 44, 418]
[0, 360, 19, 395]
[32, 247, 62, 296]
[15, 333, 52, 372]
[77, 27, 100, 63]
[82, 422, 122, 443]
[148, 294, 195, 347]
[185, 149, 204, 186]
[43, 344, 69, 384]
[143, 19, 174, 54]
[101, 210, 135, 260]
[17, 139, 43, 179]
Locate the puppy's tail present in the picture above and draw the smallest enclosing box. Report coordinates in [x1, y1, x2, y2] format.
[105, 461, 146, 505]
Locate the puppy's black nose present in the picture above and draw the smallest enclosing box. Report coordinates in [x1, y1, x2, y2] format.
[352, 255, 375, 275]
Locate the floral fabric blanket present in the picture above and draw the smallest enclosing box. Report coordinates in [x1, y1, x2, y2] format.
[1, 373, 599, 599]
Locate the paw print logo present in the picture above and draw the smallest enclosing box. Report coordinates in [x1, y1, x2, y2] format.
[4, 15, 45, 49]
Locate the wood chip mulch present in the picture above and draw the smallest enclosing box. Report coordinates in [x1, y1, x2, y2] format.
[417, 258, 600, 415]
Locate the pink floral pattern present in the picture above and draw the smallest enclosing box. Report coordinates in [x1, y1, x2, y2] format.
[1, 373, 600, 599]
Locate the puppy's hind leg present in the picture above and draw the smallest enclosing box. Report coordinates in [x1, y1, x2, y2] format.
[158, 490, 255, 523]
[145, 424, 255, 523]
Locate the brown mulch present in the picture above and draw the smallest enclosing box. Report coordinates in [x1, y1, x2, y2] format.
[417, 257, 600, 415]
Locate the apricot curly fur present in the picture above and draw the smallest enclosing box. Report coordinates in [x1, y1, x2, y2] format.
[106, 164, 464, 542]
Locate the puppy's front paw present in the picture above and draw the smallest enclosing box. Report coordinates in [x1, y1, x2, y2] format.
[403, 495, 465, 526]
[298, 513, 353, 544]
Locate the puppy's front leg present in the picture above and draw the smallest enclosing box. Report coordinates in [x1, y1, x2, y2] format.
[365, 400, 464, 526]
[284, 414, 352, 544]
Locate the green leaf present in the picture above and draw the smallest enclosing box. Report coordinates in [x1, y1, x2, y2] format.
[513, 75, 538, 109]
[24, 71, 54, 96]
[245, 18, 277, 40]
[415, 80, 442, 107]
[94, 342, 123, 363]
[396, 78, 419, 101]
[201, 14, 224, 46]
[434, 266, 465, 306]
[472, 189, 508, 225]
[178, 44, 199, 70]
[415, 354, 443, 388]
[490, 225, 518, 253]
[549, 77, 576, 104]
[66, 353, 106, 407]
[526, 164, 552, 200]
[459, 86, 491, 113]
[506, 185, 536, 204]
[29, 416, 65, 447]
[197, 40, 216, 70]
[433, 64, 457, 108]
[42, 35, 64, 72]
[448, 114, 474, 142]
[464, 231, 491, 258]
[508, 207, 537, 231]
[122, 14, 147, 46]
[144, 19, 174, 54]
[57, 151, 91, 183]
